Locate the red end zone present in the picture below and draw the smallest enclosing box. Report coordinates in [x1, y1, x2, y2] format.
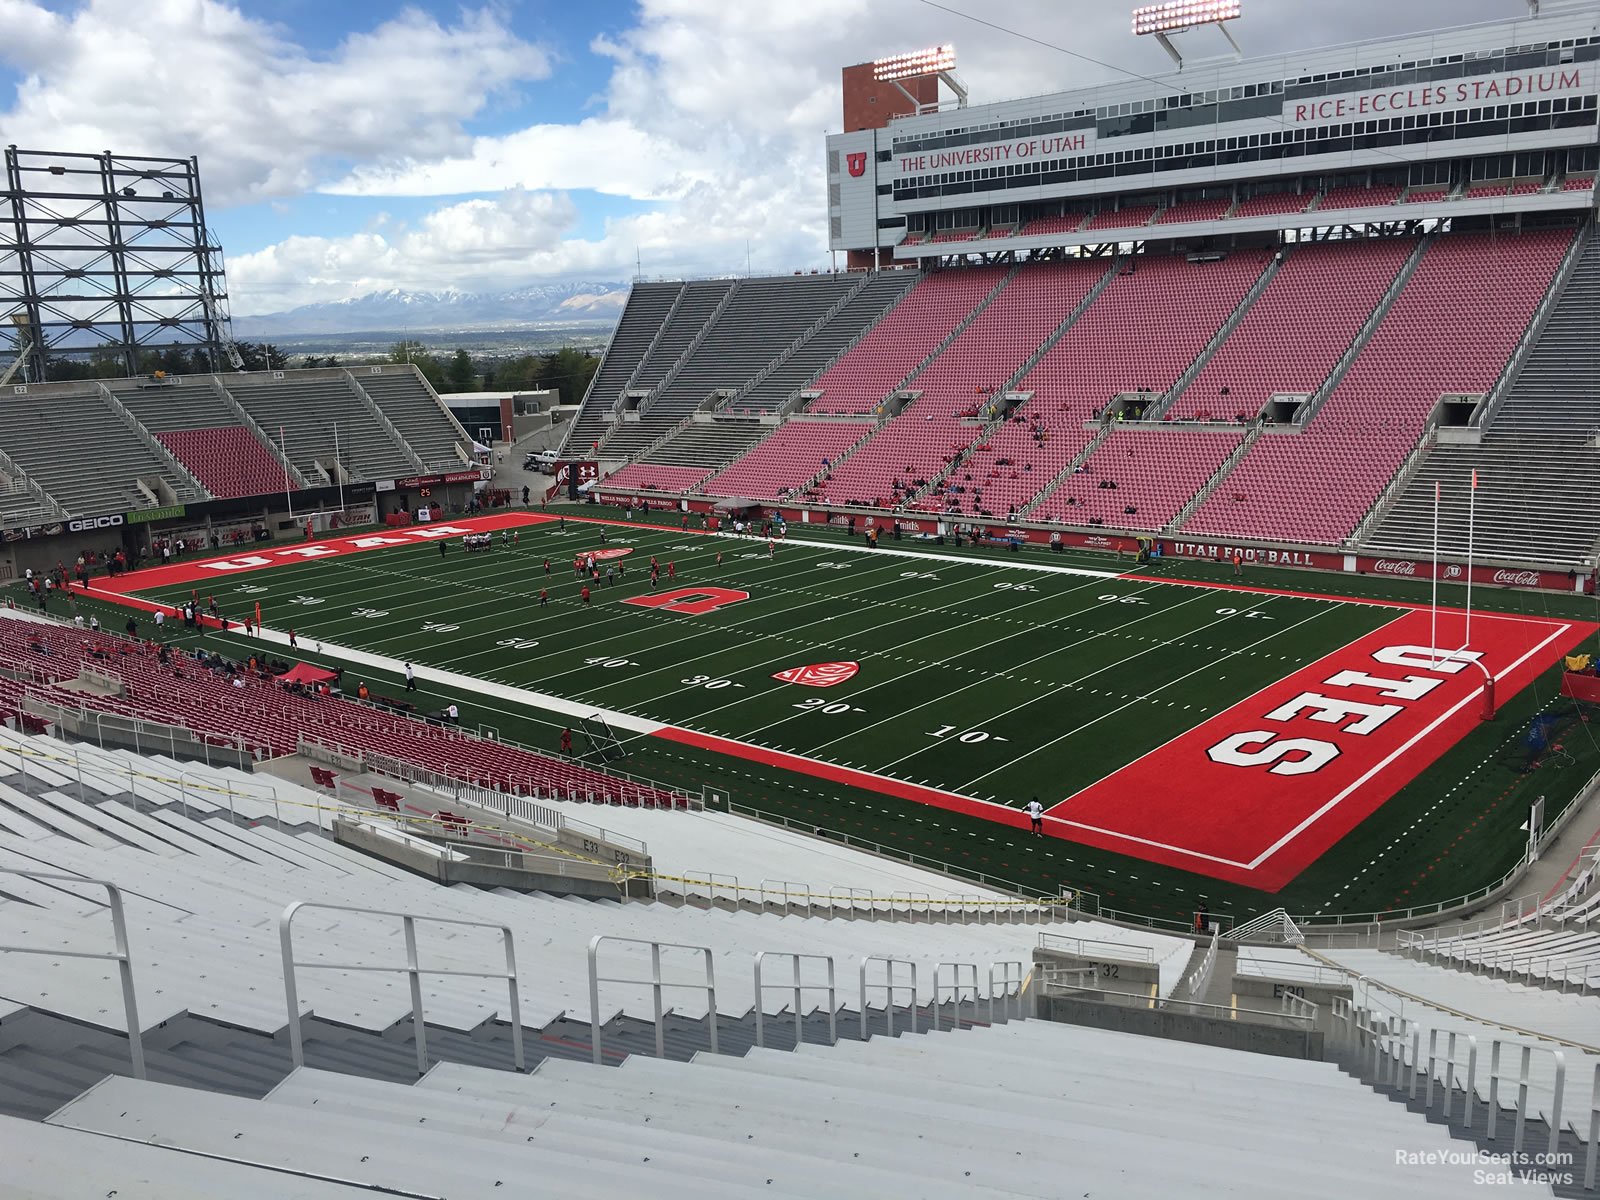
[92, 512, 556, 597]
[1047, 608, 1595, 891]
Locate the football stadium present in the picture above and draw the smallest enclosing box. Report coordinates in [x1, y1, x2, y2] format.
[3, 1, 1600, 1194]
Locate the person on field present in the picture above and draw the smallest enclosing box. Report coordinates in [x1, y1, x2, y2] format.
[539, 588, 549, 608]
[544, 558, 551, 575]
[1024, 798, 1045, 836]
[404, 663, 416, 692]
[667, 561, 675, 581]
[581, 584, 592, 605]
[1231, 550, 1243, 577]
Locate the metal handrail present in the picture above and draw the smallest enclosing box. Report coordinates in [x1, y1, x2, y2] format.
[279, 900, 524, 1075]
[588, 935, 718, 1064]
[989, 961, 1026, 1024]
[859, 955, 918, 1040]
[933, 961, 980, 1031]
[1333, 998, 1594, 1174]
[0, 869, 144, 1078]
[1038, 932, 1157, 963]
[753, 951, 838, 1049]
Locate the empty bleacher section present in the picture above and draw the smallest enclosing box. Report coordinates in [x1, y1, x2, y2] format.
[602, 276, 858, 459]
[228, 372, 420, 483]
[605, 280, 734, 415]
[598, 461, 716, 495]
[0, 719, 1517, 1197]
[1171, 238, 1416, 421]
[1185, 228, 1573, 545]
[0, 613, 678, 805]
[1084, 203, 1160, 230]
[734, 272, 919, 413]
[1229, 188, 1315, 218]
[633, 420, 768, 470]
[0, 388, 201, 516]
[354, 368, 468, 470]
[1034, 428, 1244, 531]
[567, 281, 685, 453]
[912, 251, 1269, 522]
[702, 421, 875, 501]
[903, 259, 1109, 413]
[156, 427, 293, 500]
[1365, 231, 1600, 566]
[808, 266, 1009, 415]
[1315, 184, 1404, 212]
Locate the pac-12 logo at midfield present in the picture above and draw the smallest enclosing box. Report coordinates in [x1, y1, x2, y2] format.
[772, 661, 860, 688]
[846, 152, 867, 177]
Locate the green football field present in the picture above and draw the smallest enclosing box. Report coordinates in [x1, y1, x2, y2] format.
[88, 506, 1600, 929]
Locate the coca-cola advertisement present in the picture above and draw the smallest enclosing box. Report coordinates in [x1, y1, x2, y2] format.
[1355, 556, 1562, 591]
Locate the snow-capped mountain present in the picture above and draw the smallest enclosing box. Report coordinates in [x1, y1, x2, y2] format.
[234, 282, 631, 336]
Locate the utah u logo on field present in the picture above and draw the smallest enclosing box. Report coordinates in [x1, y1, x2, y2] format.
[846, 152, 867, 177]
[623, 587, 749, 616]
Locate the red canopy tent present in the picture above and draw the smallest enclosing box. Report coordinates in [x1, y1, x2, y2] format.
[278, 662, 338, 687]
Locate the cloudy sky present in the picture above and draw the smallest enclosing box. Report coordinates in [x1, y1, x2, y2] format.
[0, 0, 1525, 314]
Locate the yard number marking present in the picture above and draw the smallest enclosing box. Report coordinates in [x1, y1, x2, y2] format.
[682, 674, 743, 690]
[1216, 607, 1275, 621]
[792, 698, 863, 715]
[927, 724, 1009, 745]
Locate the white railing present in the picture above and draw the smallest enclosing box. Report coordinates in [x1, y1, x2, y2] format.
[1331, 997, 1600, 1186]
[1182, 929, 1221, 1000]
[0, 869, 145, 1078]
[753, 950, 838, 1049]
[859, 955, 918, 1039]
[932, 960, 980, 1031]
[279, 899, 524, 1076]
[588, 935, 718, 1063]
[1230, 907, 1305, 944]
[1038, 932, 1157, 963]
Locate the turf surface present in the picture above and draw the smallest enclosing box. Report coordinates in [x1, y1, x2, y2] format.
[58, 505, 1595, 927]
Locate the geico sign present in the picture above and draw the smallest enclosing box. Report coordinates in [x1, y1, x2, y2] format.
[68, 515, 125, 532]
[1207, 645, 1484, 776]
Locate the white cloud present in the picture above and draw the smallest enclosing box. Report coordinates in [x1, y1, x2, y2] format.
[0, 0, 552, 205]
[321, 119, 719, 201]
[3, 0, 1528, 314]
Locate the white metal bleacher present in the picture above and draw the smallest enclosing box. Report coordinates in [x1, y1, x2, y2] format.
[548, 802, 1047, 913]
[1244, 944, 1600, 1148]
[0, 738, 1082, 1038]
[35, 1019, 1526, 1200]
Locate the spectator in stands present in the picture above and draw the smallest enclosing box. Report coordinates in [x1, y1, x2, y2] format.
[357, 682, 370, 701]
[446, 702, 459, 723]
[561, 728, 573, 755]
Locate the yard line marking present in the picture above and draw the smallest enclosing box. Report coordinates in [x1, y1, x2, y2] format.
[957, 600, 1340, 790]
[786, 584, 1215, 756]
[642, 574, 1164, 733]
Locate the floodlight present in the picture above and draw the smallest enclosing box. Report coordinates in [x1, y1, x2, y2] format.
[872, 45, 956, 83]
[1131, 1, 1241, 35]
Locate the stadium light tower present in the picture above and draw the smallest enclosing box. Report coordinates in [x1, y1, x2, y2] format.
[872, 44, 967, 114]
[1133, 1, 1244, 69]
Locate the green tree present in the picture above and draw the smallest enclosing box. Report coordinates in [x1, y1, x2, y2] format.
[535, 346, 598, 404]
[443, 348, 477, 393]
